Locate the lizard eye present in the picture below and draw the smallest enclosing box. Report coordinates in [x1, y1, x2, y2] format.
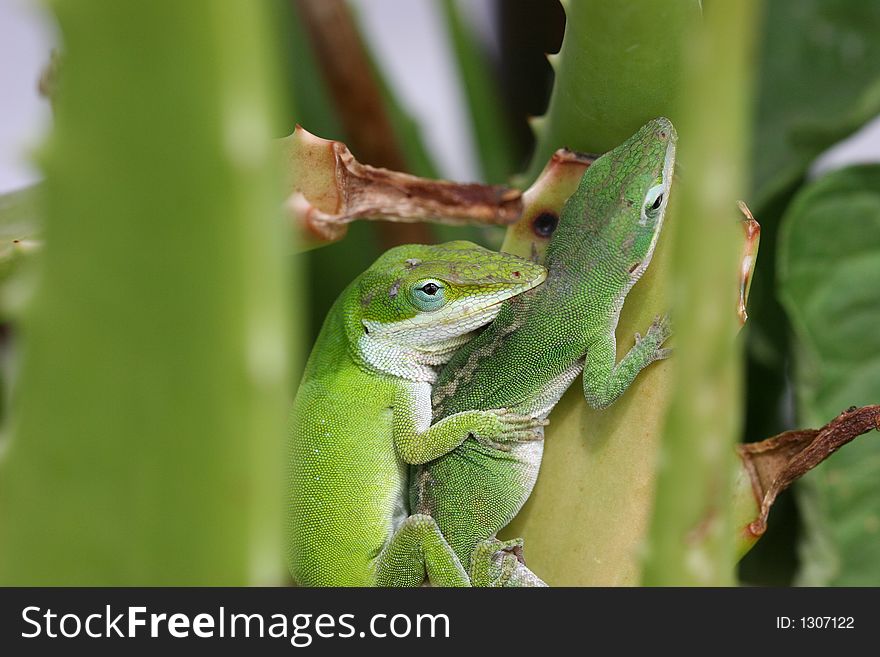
[643, 184, 665, 221]
[411, 279, 447, 311]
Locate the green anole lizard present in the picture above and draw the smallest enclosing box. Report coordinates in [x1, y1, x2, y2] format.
[286, 240, 546, 586]
[412, 118, 677, 585]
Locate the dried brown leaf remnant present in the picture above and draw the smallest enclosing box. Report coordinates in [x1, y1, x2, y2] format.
[282, 127, 522, 247]
[738, 405, 880, 541]
[501, 148, 596, 261]
[736, 201, 760, 326]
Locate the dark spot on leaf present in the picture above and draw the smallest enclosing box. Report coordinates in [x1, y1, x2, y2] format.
[532, 212, 558, 238]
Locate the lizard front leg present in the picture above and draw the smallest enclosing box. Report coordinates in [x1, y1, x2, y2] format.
[582, 315, 672, 409]
[393, 383, 545, 465]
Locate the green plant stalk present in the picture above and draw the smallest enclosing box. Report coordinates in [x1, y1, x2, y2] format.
[500, 0, 699, 586]
[0, 1, 290, 584]
[523, 0, 700, 184]
[640, 0, 758, 585]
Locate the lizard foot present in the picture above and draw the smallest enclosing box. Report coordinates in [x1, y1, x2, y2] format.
[635, 314, 672, 362]
[470, 538, 524, 587]
[473, 409, 547, 451]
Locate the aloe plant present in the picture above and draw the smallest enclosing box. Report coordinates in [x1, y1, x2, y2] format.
[0, 1, 290, 584]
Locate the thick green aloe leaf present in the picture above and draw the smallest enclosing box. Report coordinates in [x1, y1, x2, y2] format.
[777, 164, 880, 586]
[503, 0, 755, 585]
[523, 0, 701, 182]
[0, 1, 290, 584]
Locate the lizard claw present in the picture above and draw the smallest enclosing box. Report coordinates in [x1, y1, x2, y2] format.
[655, 347, 673, 361]
[474, 435, 513, 451]
[472, 408, 548, 449]
[633, 314, 672, 362]
[505, 429, 545, 442]
[470, 538, 524, 587]
[491, 408, 546, 427]
[649, 314, 673, 340]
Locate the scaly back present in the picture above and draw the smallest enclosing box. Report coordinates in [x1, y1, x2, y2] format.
[432, 118, 676, 416]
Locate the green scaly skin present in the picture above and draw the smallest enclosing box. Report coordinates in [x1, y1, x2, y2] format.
[286, 241, 546, 586]
[414, 118, 677, 585]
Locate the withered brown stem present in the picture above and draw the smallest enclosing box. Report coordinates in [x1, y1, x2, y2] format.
[282, 127, 522, 247]
[738, 404, 880, 537]
[736, 201, 760, 326]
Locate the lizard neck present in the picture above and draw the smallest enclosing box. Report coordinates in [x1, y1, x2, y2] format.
[355, 329, 474, 383]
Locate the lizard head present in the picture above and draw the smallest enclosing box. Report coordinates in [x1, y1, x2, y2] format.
[552, 117, 677, 287]
[351, 240, 546, 356]
[607, 117, 677, 283]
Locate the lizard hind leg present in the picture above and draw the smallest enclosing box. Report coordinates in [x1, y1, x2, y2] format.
[375, 514, 471, 587]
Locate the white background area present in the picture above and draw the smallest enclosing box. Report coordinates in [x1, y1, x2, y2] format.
[1, 0, 879, 193]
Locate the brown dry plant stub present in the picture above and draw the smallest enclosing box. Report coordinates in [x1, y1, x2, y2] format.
[736, 405, 880, 555]
[501, 148, 597, 261]
[295, 0, 436, 248]
[737, 201, 760, 326]
[281, 127, 523, 247]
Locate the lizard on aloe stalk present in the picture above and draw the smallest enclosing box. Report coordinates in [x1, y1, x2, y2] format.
[410, 117, 677, 585]
[286, 240, 546, 586]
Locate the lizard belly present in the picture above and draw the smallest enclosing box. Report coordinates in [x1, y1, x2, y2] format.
[419, 360, 582, 567]
[417, 438, 544, 567]
[286, 365, 403, 586]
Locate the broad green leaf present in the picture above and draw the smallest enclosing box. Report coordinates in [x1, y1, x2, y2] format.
[744, 0, 880, 458]
[777, 164, 880, 586]
[753, 0, 880, 208]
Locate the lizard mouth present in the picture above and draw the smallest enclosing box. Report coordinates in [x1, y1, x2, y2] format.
[361, 272, 546, 346]
[429, 274, 545, 332]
